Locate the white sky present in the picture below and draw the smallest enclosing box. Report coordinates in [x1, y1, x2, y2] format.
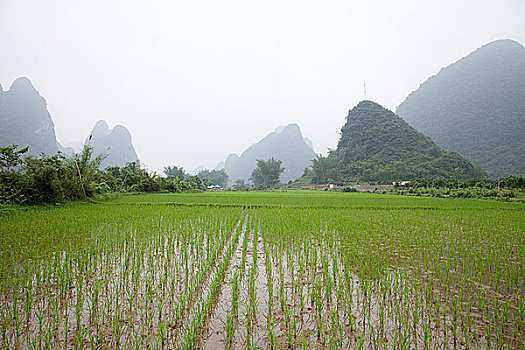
[1, 0, 524, 172]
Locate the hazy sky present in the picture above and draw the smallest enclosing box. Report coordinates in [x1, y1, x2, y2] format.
[1, 0, 524, 172]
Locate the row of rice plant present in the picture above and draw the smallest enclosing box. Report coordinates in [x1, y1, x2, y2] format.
[0, 204, 242, 348]
[1, 193, 523, 348]
[257, 206, 524, 348]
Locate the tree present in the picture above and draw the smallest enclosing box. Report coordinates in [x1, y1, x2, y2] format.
[311, 153, 341, 184]
[0, 144, 28, 172]
[473, 162, 488, 180]
[22, 153, 68, 203]
[198, 169, 229, 188]
[250, 158, 284, 188]
[163, 165, 187, 180]
[0, 145, 107, 204]
[117, 161, 162, 192]
[182, 175, 209, 191]
[68, 145, 106, 197]
[105, 166, 121, 179]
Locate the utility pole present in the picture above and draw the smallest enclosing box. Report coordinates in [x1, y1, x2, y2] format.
[364, 83, 367, 100]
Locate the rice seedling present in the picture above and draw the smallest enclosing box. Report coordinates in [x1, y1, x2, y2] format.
[0, 191, 523, 348]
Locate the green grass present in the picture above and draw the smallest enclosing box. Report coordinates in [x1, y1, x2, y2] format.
[1, 191, 523, 348]
[109, 190, 524, 209]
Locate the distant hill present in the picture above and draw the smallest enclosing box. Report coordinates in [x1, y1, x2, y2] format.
[86, 120, 139, 169]
[57, 141, 75, 157]
[223, 154, 239, 171]
[0, 78, 139, 169]
[332, 101, 478, 181]
[189, 165, 206, 176]
[63, 141, 84, 154]
[223, 124, 316, 184]
[0, 77, 58, 155]
[397, 39, 525, 178]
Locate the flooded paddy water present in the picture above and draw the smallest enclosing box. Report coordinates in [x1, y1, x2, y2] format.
[1, 192, 523, 348]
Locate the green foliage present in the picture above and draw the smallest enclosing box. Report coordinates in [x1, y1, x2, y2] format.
[230, 178, 250, 191]
[69, 145, 107, 196]
[0, 145, 29, 203]
[0, 145, 107, 204]
[100, 162, 212, 194]
[310, 152, 341, 184]
[0, 172, 22, 204]
[340, 186, 358, 192]
[118, 161, 197, 193]
[0, 144, 29, 172]
[394, 176, 525, 199]
[22, 153, 68, 203]
[118, 161, 158, 192]
[105, 166, 122, 179]
[182, 175, 209, 191]
[250, 158, 284, 188]
[0, 144, 222, 205]
[197, 169, 229, 188]
[307, 101, 480, 184]
[163, 165, 187, 180]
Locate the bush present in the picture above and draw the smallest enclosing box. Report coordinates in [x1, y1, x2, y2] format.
[340, 186, 358, 192]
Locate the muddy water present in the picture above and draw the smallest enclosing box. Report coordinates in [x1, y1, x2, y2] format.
[2, 209, 504, 349]
[202, 213, 260, 349]
[191, 209, 247, 348]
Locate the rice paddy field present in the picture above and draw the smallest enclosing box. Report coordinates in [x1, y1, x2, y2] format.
[1, 191, 524, 349]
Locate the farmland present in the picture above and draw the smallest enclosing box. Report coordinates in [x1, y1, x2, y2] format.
[0, 191, 524, 349]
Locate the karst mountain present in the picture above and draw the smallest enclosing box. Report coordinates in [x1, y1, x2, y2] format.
[221, 123, 316, 184]
[0, 77, 59, 156]
[397, 39, 525, 178]
[333, 100, 478, 181]
[85, 120, 139, 169]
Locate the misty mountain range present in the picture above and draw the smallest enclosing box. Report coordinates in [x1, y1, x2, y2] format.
[0, 77, 59, 157]
[1, 38, 524, 181]
[0, 77, 139, 169]
[218, 124, 317, 184]
[397, 39, 525, 178]
[86, 120, 139, 169]
[333, 101, 478, 181]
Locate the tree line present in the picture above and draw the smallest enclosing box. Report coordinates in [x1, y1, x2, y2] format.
[0, 145, 287, 205]
[0, 145, 229, 205]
